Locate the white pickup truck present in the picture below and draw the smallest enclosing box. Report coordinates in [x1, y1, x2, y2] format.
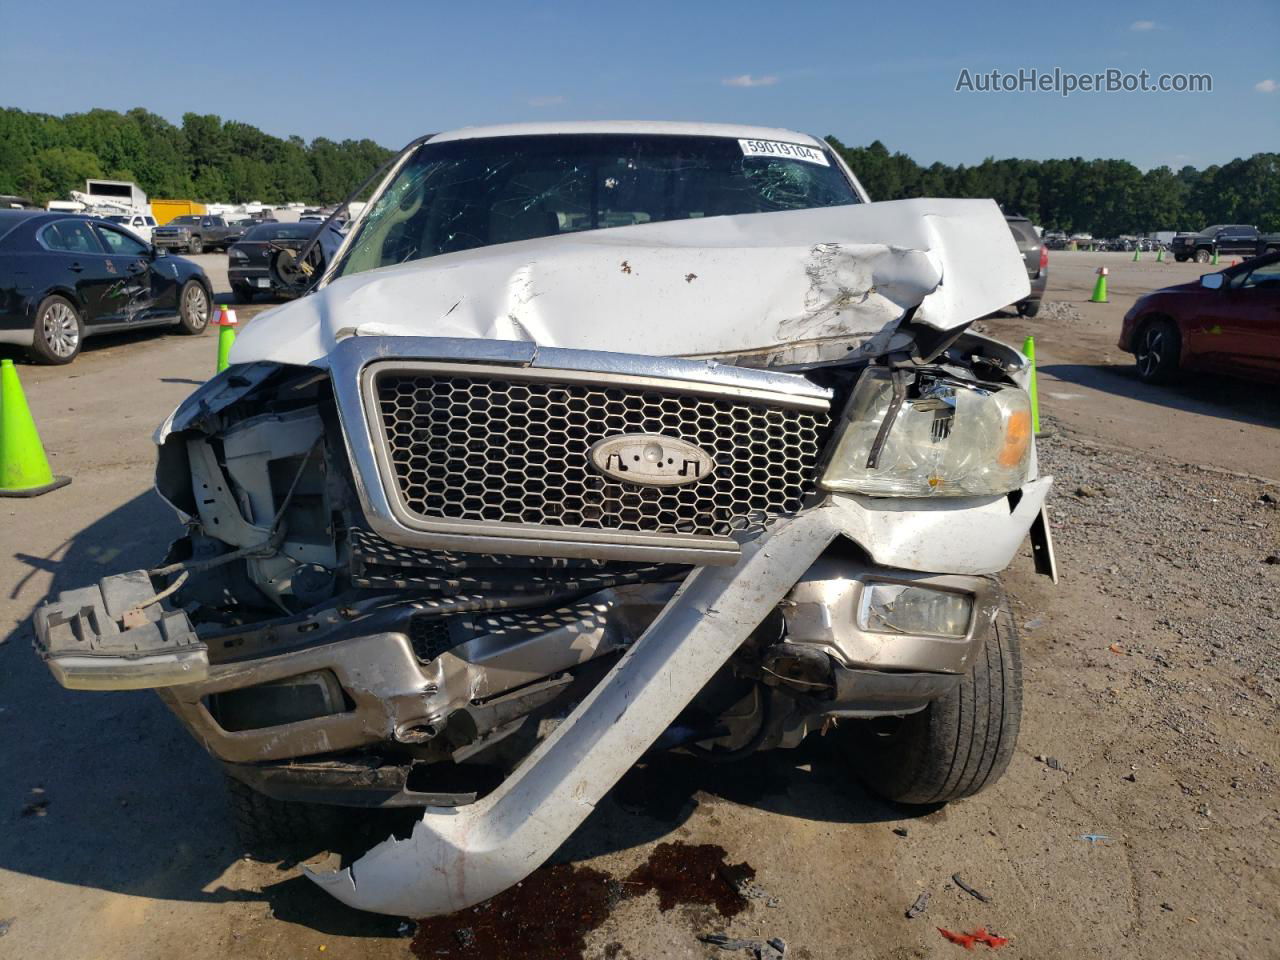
[103, 213, 157, 243]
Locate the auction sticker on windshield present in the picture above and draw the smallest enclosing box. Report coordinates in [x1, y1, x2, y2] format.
[738, 139, 830, 165]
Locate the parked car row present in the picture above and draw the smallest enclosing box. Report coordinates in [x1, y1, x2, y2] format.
[0, 211, 213, 364]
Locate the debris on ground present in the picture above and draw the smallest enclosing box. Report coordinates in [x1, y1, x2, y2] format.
[1037, 301, 1083, 324]
[699, 933, 787, 959]
[0, 919, 10, 937]
[938, 927, 1009, 950]
[905, 892, 930, 919]
[1073, 484, 1103, 498]
[729, 874, 780, 908]
[892, 827, 910, 838]
[1078, 834, 1114, 846]
[1033, 755, 1064, 772]
[952, 875, 992, 904]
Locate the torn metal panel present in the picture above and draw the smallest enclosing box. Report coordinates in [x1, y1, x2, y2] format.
[306, 505, 843, 916]
[231, 199, 1028, 371]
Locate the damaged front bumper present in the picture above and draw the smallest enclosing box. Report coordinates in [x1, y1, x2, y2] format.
[32, 324, 1052, 917]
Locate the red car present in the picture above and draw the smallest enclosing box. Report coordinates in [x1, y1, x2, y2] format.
[1119, 251, 1280, 384]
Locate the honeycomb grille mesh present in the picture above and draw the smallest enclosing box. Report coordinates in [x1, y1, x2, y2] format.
[373, 372, 830, 537]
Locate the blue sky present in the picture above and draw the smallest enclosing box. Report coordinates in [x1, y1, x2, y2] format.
[2, 0, 1276, 170]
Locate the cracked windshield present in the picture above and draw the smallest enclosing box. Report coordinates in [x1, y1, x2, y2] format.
[335, 134, 860, 278]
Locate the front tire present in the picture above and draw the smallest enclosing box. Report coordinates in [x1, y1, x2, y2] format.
[30, 295, 83, 365]
[224, 775, 345, 858]
[177, 281, 211, 335]
[847, 591, 1022, 806]
[1017, 298, 1041, 318]
[1194, 248, 1212, 264]
[188, 236, 203, 255]
[1134, 317, 1181, 384]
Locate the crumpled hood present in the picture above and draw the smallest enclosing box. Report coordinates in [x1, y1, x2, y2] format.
[230, 198, 1028, 369]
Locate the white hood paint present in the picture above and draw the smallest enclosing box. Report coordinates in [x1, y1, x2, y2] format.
[230, 198, 1029, 369]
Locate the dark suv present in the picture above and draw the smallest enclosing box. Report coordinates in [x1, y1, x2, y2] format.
[1005, 215, 1048, 316]
[1171, 225, 1280, 263]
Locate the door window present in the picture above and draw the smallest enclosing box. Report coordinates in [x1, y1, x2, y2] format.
[1240, 261, 1280, 290]
[40, 220, 106, 254]
[95, 224, 149, 257]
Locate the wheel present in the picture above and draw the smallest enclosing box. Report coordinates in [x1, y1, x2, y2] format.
[1193, 248, 1211, 264]
[846, 589, 1022, 805]
[177, 281, 211, 334]
[224, 775, 346, 858]
[1134, 317, 1181, 384]
[30, 295, 83, 365]
[231, 282, 255, 304]
[1017, 298, 1041, 318]
[188, 235, 203, 255]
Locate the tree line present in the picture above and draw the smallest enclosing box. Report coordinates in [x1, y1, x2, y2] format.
[0, 107, 393, 207]
[1, 106, 1275, 236]
[825, 137, 1280, 236]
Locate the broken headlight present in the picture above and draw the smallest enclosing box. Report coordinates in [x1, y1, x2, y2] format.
[820, 367, 1032, 497]
[859, 583, 973, 638]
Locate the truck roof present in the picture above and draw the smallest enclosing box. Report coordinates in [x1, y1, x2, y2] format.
[427, 120, 825, 147]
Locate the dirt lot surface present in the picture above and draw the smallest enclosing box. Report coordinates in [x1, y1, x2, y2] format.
[0, 251, 1276, 959]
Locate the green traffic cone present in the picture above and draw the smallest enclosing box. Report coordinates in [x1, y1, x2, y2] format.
[1156, 248, 1164, 263]
[0, 358, 71, 497]
[1022, 336, 1041, 435]
[1089, 268, 1109, 303]
[1132, 248, 1140, 262]
[1211, 249, 1219, 265]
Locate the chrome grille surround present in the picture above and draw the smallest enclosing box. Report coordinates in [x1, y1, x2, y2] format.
[324, 337, 833, 566]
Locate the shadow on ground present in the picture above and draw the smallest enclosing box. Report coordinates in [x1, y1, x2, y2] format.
[1042, 362, 1280, 432]
[1, 492, 909, 939]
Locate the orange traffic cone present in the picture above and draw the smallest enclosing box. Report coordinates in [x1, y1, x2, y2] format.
[0, 358, 71, 497]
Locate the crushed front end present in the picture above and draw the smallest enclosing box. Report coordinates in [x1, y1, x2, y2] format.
[33, 169, 1054, 915]
[34, 329, 1052, 914]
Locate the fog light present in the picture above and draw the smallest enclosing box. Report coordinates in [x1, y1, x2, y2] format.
[858, 584, 972, 638]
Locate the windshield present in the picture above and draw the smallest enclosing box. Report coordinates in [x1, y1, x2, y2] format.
[334, 133, 859, 280]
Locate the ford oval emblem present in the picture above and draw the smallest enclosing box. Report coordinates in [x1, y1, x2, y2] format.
[589, 434, 715, 487]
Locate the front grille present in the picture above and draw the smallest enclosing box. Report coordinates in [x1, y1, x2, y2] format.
[372, 372, 830, 537]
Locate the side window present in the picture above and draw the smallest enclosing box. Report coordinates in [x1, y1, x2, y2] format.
[41, 220, 106, 254]
[95, 224, 149, 257]
[1241, 261, 1280, 290]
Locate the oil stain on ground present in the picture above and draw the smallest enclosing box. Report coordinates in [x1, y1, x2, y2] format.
[409, 841, 751, 959]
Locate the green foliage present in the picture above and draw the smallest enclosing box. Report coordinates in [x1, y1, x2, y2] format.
[0, 106, 394, 206]
[825, 137, 1280, 236]
[4, 105, 1273, 236]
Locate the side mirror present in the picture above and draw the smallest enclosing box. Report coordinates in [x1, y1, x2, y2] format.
[1200, 273, 1223, 290]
